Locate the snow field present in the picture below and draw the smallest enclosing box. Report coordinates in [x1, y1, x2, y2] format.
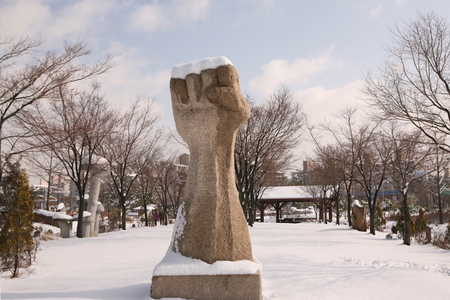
[1, 223, 450, 300]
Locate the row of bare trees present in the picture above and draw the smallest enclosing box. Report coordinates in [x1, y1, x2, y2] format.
[0, 36, 171, 237]
[363, 12, 450, 242]
[234, 86, 306, 226]
[234, 12, 450, 235]
[0, 37, 111, 183]
[20, 86, 165, 236]
[98, 155, 187, 228]
[309, 107, 450, 244]
[306, 12, 450, 246]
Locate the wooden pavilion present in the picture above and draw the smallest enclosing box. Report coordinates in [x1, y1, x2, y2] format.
[258, 186, 337, 223]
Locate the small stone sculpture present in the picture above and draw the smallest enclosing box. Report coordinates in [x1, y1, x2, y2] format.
[82, 158, 106, 237]
[151, 57, 262, 300]
[352, 200, 367, 232]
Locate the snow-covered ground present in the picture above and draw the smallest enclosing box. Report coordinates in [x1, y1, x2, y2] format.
[2, 222, 450, 300]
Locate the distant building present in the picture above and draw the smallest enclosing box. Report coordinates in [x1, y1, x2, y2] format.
[303, 160, 316, 172]
[32, 174, 73, 210]
[179, 153, 190, 166]
[302, 160, 316, 185]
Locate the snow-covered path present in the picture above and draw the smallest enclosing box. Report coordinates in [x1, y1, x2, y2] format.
[1, 223, 449, 300]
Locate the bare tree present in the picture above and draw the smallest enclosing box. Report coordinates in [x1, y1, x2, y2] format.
[99, 99, 164, 230]
[0, 37, 111, 182]
[23, 150, 64, 210]
[308, 107, 361, 227]
[427, 139, 450, 224]
[364, 12, 450, 153]
[383, 124, 432, 245]
[136, 164, 157, 227]
[234, 86, 306, 226]
[316, 109, 392, 234]
[310, 145, 345, 224]
[353, 124, 393, 235]
[153, 156, 187, 225]
[19, 84, 118, 237]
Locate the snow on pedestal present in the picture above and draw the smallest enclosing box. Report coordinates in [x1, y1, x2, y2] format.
[153, 250, 262, 276]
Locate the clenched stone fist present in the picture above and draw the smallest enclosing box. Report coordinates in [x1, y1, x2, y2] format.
[170, 63, 250, 149]
[169, 58, 253, 264]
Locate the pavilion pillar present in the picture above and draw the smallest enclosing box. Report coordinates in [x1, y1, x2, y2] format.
[259, 202, 266, 223]
[274, 203, 281, 223]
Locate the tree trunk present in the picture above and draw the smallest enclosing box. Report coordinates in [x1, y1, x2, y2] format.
[369, 204, 375, 235]
[46, 154, 53, 211]
[438, 192, 444, 225]
[121, 198, 126, 230]
[347, 191, 352, 227]
[335, 197, 340, 225]
[13, 253, 19, 278]
[403, 194, 411, 246]
[436, 165, 444, 225]
[76, 199, 85, 238]
[248, 192, 256, 227]
[143, 202, 149, 227]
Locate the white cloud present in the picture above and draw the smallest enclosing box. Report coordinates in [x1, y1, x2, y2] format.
[128, 3, 171, 32]
[370, 5, 384, 17]
[393, 0, 407, 6]
[50, 0, 115, 38]
[128, 0, 211, 32]
[0, 0, 51, 37]
[0, 0, 116, 47]
[248, 50, 341, 97]
[172, 0, 210, 21]
[294, 80, 364, 124]
[257, 0, 277, 14]
[99, 43, 169, 116]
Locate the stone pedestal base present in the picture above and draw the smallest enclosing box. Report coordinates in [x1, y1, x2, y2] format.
[151, 273, 262, 300]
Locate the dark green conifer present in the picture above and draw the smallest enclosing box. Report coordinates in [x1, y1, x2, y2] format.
[0, 161, 34, 278]
[374, 202, 386, 231]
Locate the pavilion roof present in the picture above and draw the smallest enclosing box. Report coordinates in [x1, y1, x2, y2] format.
[260, 186, 333, 201]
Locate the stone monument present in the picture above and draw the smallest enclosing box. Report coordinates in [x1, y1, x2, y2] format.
[82, 157, 106, 237]
[351, 200, 367, 232]
[151, 57, 262, 300]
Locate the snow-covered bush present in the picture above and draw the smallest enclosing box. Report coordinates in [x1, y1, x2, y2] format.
[432, 223, 450, 250]
[106, 207, 121, 232]
[38, 228, 59, 241]
[412, 207, 428, 244]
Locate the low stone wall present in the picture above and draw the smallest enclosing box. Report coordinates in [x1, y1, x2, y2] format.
[33, 212, 60, 228]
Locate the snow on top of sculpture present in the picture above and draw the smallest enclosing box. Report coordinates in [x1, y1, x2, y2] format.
[171, 56, 233, 79]
[353, 200, 363, 208]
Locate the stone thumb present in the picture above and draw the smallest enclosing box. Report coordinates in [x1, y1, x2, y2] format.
[206, 86, 237, 110]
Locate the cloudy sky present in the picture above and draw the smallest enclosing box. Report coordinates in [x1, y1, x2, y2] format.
[1, 0, 450, 163]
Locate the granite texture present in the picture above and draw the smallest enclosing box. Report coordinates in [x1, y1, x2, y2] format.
[151, 62, 261, 299]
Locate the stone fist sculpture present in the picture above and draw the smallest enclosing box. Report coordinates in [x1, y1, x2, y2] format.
[170, 57, 253, 264]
